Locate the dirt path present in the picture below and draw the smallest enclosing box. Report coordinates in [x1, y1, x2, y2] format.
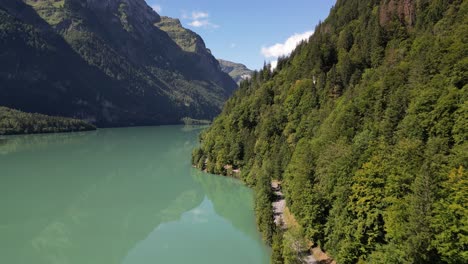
[271, 181, 317, 264]
[272, 181, 286, 228]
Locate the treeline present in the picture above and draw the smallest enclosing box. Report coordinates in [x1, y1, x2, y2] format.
[0, 107, 96, 135]
[192, 0, 467, 263]
[181, 117, 212, 126]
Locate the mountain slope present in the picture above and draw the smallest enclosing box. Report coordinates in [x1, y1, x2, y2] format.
[218, 59, 253, 84]
[193, 0, 467, 263]
[0, 0, 237, 126]
[155, 16, 236, 90]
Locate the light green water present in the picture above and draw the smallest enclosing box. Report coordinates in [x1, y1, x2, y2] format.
[0, 126, 270, 264]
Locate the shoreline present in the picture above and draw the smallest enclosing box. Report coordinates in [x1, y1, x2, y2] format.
[271, 181, 326, 264]
[193, 162, 335, 264]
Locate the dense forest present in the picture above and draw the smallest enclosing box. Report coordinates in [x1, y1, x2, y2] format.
[0, 107, 95, 135]
[192, 0, 467, 263]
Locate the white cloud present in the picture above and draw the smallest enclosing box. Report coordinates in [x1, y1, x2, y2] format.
[189, 20, 219, 28]
[261, 31, 314, 58]
[230, 43, 237, 48]
[189, 20, 207, 27]
[189, 20, 204, 27]
[151, 5, 162, 13]
[192, 11, 209, 19]
[182, 10, 219, 29]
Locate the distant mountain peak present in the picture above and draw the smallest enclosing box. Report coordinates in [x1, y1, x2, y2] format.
[218, 59, 253, 84]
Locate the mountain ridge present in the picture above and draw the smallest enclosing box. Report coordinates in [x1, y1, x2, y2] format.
[0, 0, 237, 126]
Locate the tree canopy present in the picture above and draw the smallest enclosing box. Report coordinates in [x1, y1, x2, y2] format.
[193, 0, 467, 263]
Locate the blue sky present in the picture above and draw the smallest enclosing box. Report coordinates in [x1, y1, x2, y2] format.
[146, 0, 336, 70]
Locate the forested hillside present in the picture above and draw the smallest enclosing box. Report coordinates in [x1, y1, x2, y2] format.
[0, 0, 236, 126]
[192, 0, 467, 263]
[0, 107, 95, 135]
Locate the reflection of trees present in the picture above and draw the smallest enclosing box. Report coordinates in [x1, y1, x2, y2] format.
[0, 131, 96, 155]
[0, 126, 205, 264]
[191, 169, 260, 240]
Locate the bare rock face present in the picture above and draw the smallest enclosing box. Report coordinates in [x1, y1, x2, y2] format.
[379, 0, 416, 27]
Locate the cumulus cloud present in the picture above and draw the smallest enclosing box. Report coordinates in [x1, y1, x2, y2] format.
[261, 30, 313, 69]
[151, 5, 162, 13]
[261, 31, 313, 58]
[183, 11, 219, 29]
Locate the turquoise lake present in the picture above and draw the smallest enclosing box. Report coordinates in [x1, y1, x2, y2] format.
[0, 126, 270, 264]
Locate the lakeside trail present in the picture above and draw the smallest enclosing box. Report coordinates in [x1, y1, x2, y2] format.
[271, 181, 335, 264]
[272, 181, 286, 228]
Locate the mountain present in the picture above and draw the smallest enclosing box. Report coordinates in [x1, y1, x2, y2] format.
[218, 59, 253, 84]
[193, 0, 467, 263]
[0, 106, 95, 135]
[154, 16, 236, 89]
[0, 0, 237, 127]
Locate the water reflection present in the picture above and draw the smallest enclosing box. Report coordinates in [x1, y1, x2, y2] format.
[0, 126, 269, 264]
[123, 197, 269, 264]
[0, 131, 96, 155]
[192, 169, 260, 239]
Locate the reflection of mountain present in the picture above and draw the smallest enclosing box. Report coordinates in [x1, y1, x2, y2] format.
[0, 127, 205, 264]
[123, 197, 270, 264]
[191, 170, 260, 241]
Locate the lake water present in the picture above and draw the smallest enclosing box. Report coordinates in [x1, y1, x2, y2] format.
[0, 126, 270, 264]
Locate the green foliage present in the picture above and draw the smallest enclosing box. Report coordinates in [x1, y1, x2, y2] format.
[431, 167, 468, 263]
[254, 168, 275, 244]
[282, 227, 307, 264]
[0, 106, 95, 135]
[193, 0, 467, 263]
[271, 229, 285, 264]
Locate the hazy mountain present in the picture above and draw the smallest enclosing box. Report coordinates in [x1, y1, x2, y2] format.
[218, 59, 253, 84]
